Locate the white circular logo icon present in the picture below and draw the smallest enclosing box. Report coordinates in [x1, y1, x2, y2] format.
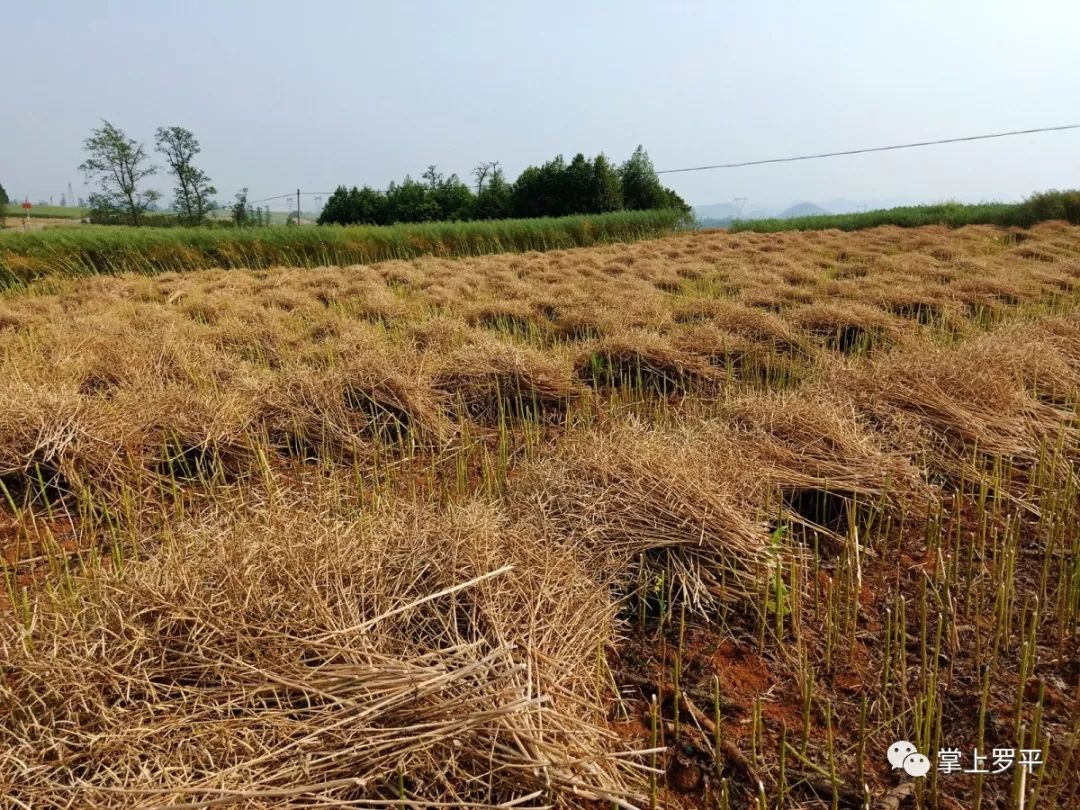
[887, 741, 918, 770]
[902, 752, 931, 778]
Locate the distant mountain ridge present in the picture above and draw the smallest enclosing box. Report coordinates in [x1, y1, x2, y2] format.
[692, 193, 1014, 225]
[693, 200, 831, 223]
[776, 201, 829, 219]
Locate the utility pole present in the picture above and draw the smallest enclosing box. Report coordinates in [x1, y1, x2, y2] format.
[296, 189, 301, 225]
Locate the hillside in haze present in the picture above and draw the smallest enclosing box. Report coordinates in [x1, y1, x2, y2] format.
[692, 193, 1022, 226]
[694, 200, 828, 227]
[776, 201, 829, 218]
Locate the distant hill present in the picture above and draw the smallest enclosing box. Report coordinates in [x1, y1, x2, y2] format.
[776, 202, 829, 219]
[694, 201, 828, 222]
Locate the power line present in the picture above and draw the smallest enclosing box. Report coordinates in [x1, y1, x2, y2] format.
[41, 122, 1078, 215]
[247, 191, 336, 204]
[655, 124, 1080, 175]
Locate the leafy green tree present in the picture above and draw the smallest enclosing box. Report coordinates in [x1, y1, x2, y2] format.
[589, 154, 623, 212]
[232, 188, 250, 227]
[386, 177, 440, 223]
[318, 185, 353, 225]
[472, 161, 500, 194]
[564, 154, 595, 215]
[421, 165, 444, 190]
[79, 120, 160, 226]
[155, 126, 217, 224]
[508, 165, 543, 218]
[0, 182, 8, 207]
[316, 145, 680, 226]
[511, 155, 570, 218]
[474, 168, 511, 219]
[662, 186, 691, 212]
[433, 174, 474, 221]
[355, 186, 390, 224]
[619, 145, 669, 211]
[417, 165, 471, 220]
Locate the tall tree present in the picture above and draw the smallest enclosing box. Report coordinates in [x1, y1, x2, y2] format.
[474, 168, 511, 219]
[232, 188, 250, 227]
[0, 182, 9, 207]
[79, 120, 159, 226]
[155, 126, 217, 224]
[510, 155, 569, 218]
[432, 173, 474, 221]
[386, 177, 440, 223]
[421, 165, 444, 190]
[318, 185, 354, 225]
[472, 161, 500, 194]
[589, 154, 623, 213]
[619, 145, 669, 211]
[564, 153, 595, 215]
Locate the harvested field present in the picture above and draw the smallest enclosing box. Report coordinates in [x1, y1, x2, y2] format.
[1, 222, 1078, 808]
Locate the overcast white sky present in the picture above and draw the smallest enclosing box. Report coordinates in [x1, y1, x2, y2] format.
[5, 0, 1080, 210]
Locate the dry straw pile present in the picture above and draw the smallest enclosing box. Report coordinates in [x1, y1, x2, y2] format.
[2, 222, 1079, 807]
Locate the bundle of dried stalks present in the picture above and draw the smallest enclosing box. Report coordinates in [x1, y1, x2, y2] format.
[848, 326, 1080, 504]
[0, 382, 89, 505]
[576, 333, 718, 395]
[788, 301, 901, 355]
[434, 340, 580, 425]
[261, 356, 445, 459]
[719, 392, 928, 544]
[465, 301, 542, 339]
[512, 423, 769, 612]
[0, 496, 651, 808]
[129, 393, 260, 487]
[700, 300, 809, 357]
[670, 323, 759, 369]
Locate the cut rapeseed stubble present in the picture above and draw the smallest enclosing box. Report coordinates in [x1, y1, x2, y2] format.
[1, 222, 1079, 809]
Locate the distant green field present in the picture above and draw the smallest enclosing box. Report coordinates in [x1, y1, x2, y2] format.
[3, 205, 89, 220]
[729, 191, 1080, 233]
[0, 208, 690, 288]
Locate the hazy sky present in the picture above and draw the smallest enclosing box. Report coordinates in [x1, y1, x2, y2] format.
[6, 1, 1080, 210]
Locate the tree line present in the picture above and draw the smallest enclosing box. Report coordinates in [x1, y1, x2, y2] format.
[318, 147, 687, 226]
[67, 121, 687, 228]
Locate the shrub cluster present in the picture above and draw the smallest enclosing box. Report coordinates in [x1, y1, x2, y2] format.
[730, 189, 1080, 233]
[1012, 189, 1080, 226]
[318, 146, 687, 226]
